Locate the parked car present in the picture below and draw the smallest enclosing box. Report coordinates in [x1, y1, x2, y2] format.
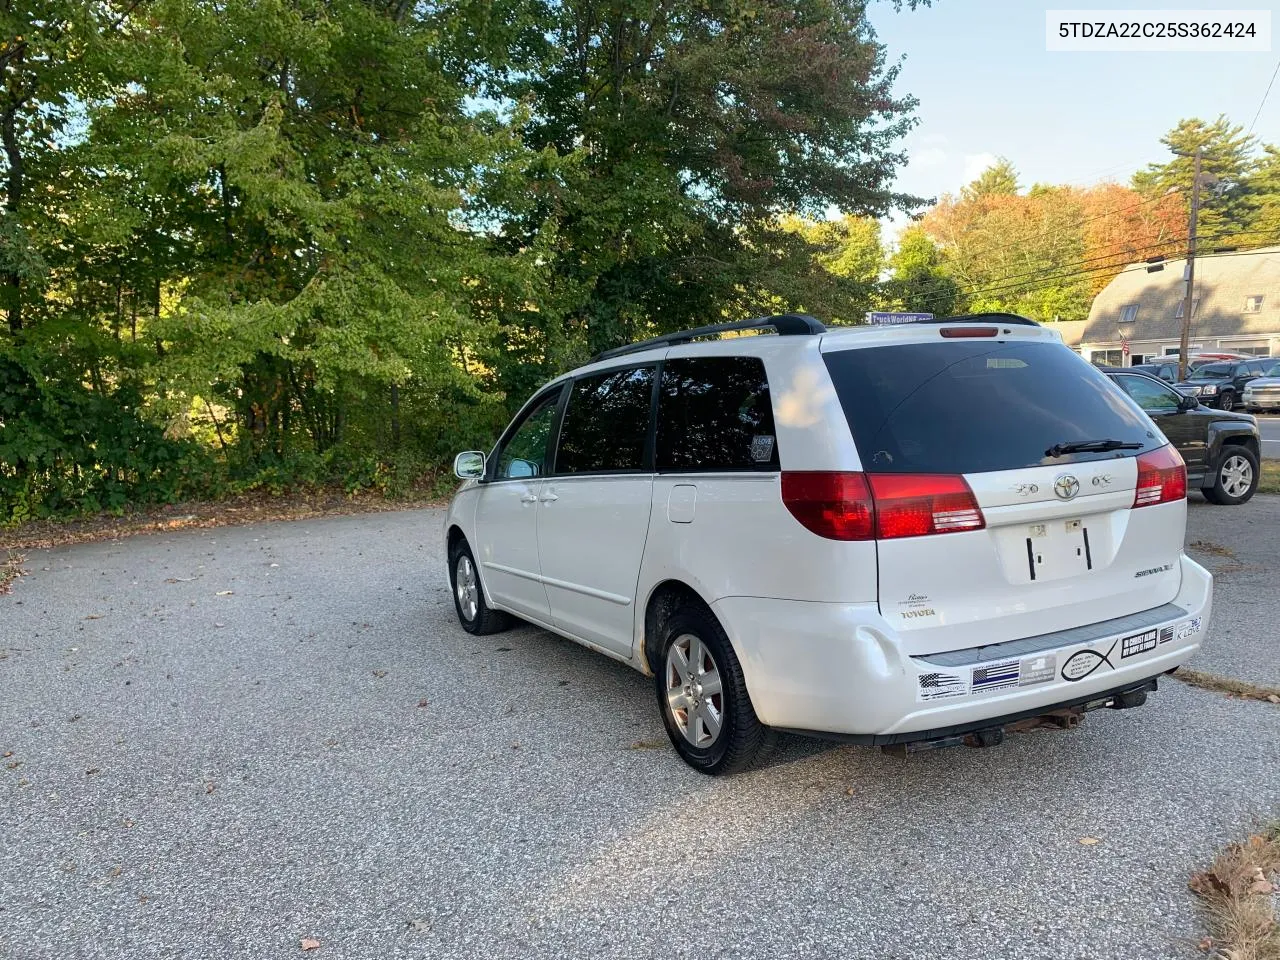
[445, 312, 1212, 774]
[1242, 359, 1280, 413]
[1174, 359, 1276, 410]
[1134, 357, 1237, 383]
[1102, 368, 1262, 505]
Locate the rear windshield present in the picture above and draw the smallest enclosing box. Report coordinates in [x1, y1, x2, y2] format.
[822, 340, 1160, 474]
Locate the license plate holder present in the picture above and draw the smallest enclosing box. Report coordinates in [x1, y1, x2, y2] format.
[1026, 518, 1092, 581]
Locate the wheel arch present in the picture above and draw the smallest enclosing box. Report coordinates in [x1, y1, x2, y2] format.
[642, 579, 718, 676]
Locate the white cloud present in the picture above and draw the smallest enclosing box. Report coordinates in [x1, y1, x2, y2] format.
[913, 147, 947, 169]
[962, 152, 999, 182]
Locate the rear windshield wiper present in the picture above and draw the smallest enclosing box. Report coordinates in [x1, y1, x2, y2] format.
[1045, 439, 1144, 457]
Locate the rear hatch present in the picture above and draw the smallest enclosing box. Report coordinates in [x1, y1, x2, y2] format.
[821, 330, 1186, 655]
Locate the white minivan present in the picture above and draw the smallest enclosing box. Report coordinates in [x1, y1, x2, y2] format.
[444, 313, 1213, 774]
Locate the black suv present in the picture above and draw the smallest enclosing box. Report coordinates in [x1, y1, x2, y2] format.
[1174, 359, 1276, 410]
[1104, 368, 1261, 505]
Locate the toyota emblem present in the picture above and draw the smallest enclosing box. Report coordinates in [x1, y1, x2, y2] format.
[1053, 474, 1081, 500]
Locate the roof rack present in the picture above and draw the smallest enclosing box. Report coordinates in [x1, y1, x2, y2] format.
[927, 312, 1040, 327]
[591, 313, 827, 362]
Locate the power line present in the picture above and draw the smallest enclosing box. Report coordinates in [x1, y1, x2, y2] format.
[1247, 58, 1280, 135]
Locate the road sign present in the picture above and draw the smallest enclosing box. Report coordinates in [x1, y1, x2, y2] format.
[865, 311, 934, 326]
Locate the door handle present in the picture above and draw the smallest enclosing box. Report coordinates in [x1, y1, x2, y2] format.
[539, 492, 559, 502]
[520, 494, 538, 504]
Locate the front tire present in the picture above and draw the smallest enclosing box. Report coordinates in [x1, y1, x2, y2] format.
[1216, 391, 1235, 410]
[448, 540, 512, 635]
[655, 606, 771, 775]
[1203, 446, 1259, 505]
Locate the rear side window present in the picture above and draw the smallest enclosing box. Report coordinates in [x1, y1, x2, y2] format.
[657, 357, 780, 471]
[823, 340, 1160, 474]
[555, 366, 654, 474]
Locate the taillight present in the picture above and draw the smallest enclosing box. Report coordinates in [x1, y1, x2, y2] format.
[868, 474, 985, 539]
[781, 472, 874, 541]
[781, 472, 984, 541]
[1133, 445, 1186, 507]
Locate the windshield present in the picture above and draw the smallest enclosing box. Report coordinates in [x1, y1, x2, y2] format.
[1262, 362, 1280, 377]
[1197, 364, 1233, 379]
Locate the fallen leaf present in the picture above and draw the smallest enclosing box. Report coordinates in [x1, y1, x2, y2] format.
[214, 622, 225, 628]
[109, 866, 123, 878]
[1189, 870, 1230, 897]
[86, 768, 100, 775]
[216, 590, 234, 596]
[407, 918, 430, 933]
[300, 938, 320, 951]
[1, 751, 11, 758]
[1267, 694, 1280, 704]
[205, 781, 216, 795]
[1078, 836, 1100, 846]
[416, 699, 429, 708]
[1248, 879, 1274, 895]
[372, 669, 387, 679]
[1197, 936, 1213, 952]
[845, 787, 855, 795]
[84, 614, 104, 620]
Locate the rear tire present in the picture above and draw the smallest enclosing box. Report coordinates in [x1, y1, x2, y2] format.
[1203, 446, 1259, 506]
[654, 605, 772, 775]
[448, 539, 512, 635]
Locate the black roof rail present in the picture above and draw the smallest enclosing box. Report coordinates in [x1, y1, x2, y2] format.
[591, 313, 827, 363]
[927, 312, 1041, 327]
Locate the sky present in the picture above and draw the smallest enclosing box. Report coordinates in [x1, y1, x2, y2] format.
[867, 0, 1280, 232]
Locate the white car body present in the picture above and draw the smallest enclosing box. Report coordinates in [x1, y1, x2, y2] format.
[444, 317, 1213, 746]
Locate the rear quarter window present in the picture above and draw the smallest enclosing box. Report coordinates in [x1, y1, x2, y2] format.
[822, 340, 1160, 474]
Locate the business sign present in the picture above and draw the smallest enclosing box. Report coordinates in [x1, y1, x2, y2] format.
[866, 311, 934, 326]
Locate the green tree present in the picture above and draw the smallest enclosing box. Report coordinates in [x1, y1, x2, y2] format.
[961, 158, 1019, 202]
[1133, 116, 1257, 244]
[885, 225, 959, 315]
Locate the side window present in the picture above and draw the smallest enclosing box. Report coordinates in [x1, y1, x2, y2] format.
[555, 366, 655, 474]
[1116, 375, 1180, 414]
[657, 356, 780, 471]
[493, 389, 562, 480]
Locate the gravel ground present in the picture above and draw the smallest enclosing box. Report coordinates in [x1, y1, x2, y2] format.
[2, 507, 1279, 960]
[1185, 492, 1280, 688]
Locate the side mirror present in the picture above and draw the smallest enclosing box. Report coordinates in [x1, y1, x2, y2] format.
[453, 451, 485, 480]
[1177, 394, 1199, 411]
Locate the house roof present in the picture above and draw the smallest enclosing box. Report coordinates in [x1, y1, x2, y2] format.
[1083, 245, 1280, 344]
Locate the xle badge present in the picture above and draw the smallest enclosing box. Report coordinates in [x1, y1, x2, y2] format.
[1060, 640, 1118, 682]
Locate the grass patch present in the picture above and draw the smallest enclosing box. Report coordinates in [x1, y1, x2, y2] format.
[1261, 460, 1280, 496]
[1189, 823, 1280, 960]
[1174, 668, 1280, 705]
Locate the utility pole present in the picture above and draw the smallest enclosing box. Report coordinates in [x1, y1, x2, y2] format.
[1176, 147, 1203, 382]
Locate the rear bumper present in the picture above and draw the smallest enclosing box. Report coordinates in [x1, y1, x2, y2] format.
[714, 555, 1212, 738]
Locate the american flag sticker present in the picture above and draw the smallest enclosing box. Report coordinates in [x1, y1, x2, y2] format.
[917, 671, 969, 702]
[971, 659, 1020, 693]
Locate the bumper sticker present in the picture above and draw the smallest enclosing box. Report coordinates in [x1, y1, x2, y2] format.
[972, 659, 1020, 693]
[1121, 629, 1158, 659]
[1018, 654, 1056, 687]
[1061, 640, 1118, 681]
[1177, 617, 1203, 641]
[917, 671, 969, 702]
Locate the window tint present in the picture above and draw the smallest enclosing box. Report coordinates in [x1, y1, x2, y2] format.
[1115, 375, 1180, 414]
[822, 341, 1160, 474]
[555, 366, 654, 473]
[494, 389, 562, 479]
[657, 357, 780, 471]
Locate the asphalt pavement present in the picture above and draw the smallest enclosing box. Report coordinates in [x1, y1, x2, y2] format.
[2, 504, 1279, 960]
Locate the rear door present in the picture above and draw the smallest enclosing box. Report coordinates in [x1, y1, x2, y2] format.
[536, 364, 656, 657]
[823, 336, 1184, 655]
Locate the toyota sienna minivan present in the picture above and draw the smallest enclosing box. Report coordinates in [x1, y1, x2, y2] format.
[444, 313, 1213, 774]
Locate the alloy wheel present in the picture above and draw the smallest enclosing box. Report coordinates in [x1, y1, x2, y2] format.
[455, 554, 479, 622]
[665, 633, 725, 748]
[1220, 454, 1254, 499]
